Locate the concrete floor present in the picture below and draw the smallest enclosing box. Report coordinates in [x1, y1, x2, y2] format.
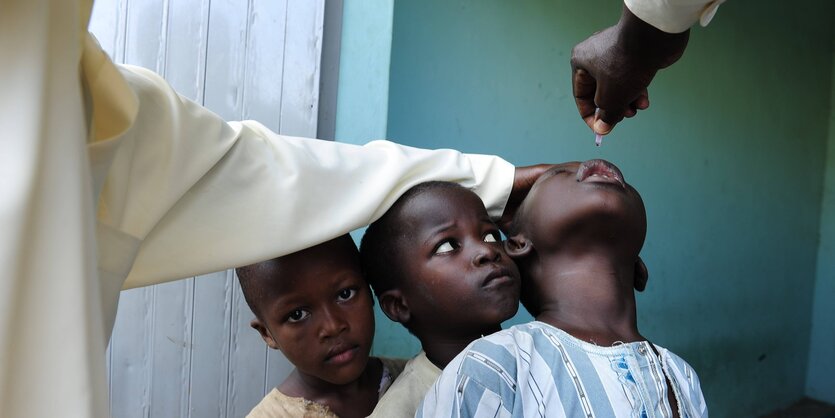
[760, 398, 835, 418]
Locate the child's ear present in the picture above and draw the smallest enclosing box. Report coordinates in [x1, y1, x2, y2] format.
[504, 234, 533, 259]
[378, 289, 411, 324]
[634, 257, 649, 292]
[250, 319, 279, 350]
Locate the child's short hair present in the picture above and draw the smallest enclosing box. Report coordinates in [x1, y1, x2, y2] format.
[360, 181, 467, 297]
[236, 260, 271, 319]
[236, 234, 359, 318]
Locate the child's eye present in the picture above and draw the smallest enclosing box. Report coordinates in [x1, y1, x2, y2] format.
[483, 232, 500, 243]
[287, 309, 310, 323]
[337, 288, 357, 302]
[434, 240, 456, 254]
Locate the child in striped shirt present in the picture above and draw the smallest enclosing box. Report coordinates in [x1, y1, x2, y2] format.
[420, 160, 707, 417]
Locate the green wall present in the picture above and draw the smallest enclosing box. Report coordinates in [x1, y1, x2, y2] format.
[376, 1, 834, 416]
[806, 52, 835, 404]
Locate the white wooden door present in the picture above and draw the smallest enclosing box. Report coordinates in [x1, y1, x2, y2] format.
[89, 1, 326, 416]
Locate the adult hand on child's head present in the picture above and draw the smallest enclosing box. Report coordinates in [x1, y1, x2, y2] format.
[499, 164, 554, 233]
[570, 5, 689, 135]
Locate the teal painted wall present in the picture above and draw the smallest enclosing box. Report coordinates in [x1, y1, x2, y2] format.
[806, 52, 835, 403]
[372, 1, 835, 417]
[333, 0, 394, 143]
[334, 0, 835, 415]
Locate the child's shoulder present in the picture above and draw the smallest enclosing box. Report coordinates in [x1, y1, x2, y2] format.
[465, 321, 555, 353]
[449, 322, 551, 380]
[246, 388, 338, 418]
[454, 321, 602, 383]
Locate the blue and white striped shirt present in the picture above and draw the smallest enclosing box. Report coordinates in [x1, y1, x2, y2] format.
[418, 321, 707, 418]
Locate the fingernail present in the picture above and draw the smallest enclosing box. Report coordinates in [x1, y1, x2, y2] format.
[593, 120, 612, 135]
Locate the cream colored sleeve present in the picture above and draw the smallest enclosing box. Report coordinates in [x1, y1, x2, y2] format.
[105, 66, 514, 289]
[624, 0, 726, 33]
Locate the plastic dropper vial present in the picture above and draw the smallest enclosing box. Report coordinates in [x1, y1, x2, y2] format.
[594, 108, 604, 146]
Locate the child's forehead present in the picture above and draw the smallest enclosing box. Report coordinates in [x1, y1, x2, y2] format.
[266, 239, 361, 284]
[265, 256, 364, 297]
[283, 235, 358, 264]
[410, 185, 481, 207]
[280, 249, 361, 279]
[287, 245, 358, 266]
[400, 187, 488, 224]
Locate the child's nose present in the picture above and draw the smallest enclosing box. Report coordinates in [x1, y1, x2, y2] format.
[473, 242, 502, 266]
[318, 306, 349, 339]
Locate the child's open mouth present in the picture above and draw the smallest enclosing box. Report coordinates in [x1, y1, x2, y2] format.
[576, 159, 625, 188]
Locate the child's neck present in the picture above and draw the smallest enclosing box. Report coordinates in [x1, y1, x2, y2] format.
[535, 252, 643, 346]
[420, 325, 502, 369]
[278, 357, 382, 418]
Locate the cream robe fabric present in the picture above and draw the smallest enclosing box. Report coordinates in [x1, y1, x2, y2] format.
[625, 0, 726, 33]
[0, 1, 514, 417]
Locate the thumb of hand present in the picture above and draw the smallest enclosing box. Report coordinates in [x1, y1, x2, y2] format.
[593, 109, 617, 135]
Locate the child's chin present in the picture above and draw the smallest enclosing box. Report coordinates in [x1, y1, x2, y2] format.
[493, 293, 522, 319]
[324, 356, 370, 385]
